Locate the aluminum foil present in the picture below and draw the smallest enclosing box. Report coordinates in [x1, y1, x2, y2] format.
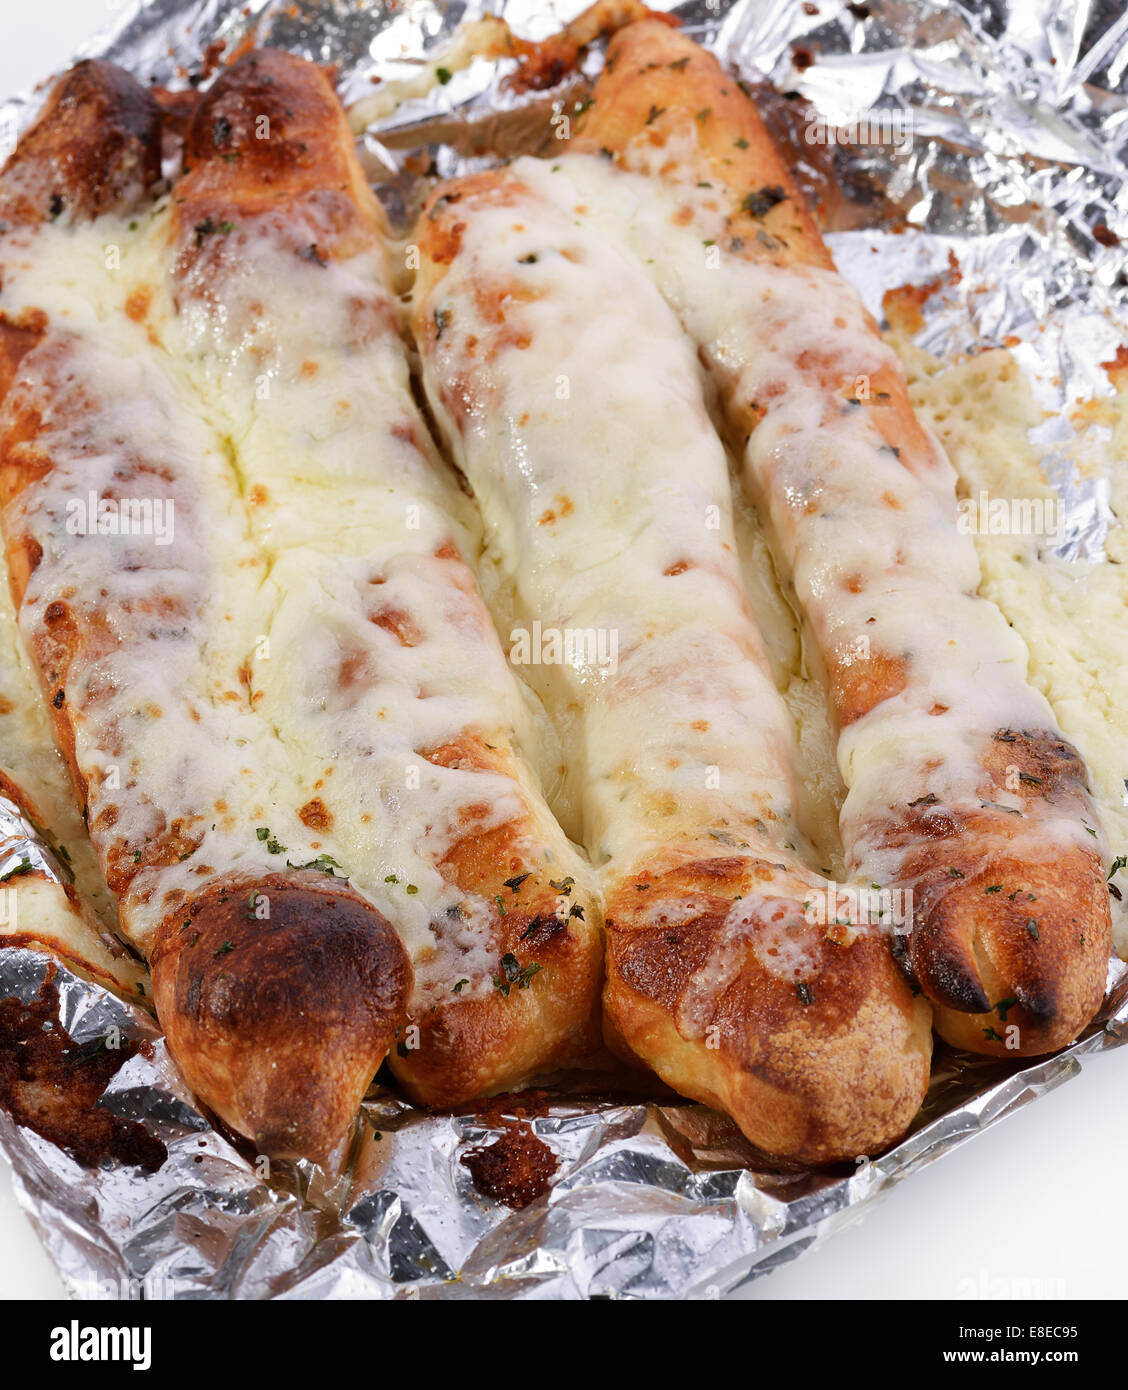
[0, 793, 71, 887]
[1, 0, 1127, 1300]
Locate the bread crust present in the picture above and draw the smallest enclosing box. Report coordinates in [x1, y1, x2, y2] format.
[605, 855, 932, 1163]
[0, 59, 160, 226]
[150, 872, 410, 1159]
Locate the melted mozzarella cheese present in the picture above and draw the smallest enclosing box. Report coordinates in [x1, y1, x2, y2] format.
[1, 178, 592, 997]
[0, 528, 112, 925]
[515, 153, 1105, 887]
[0, 210, 382, 951]
[1, 322, 294, 950]
[153, 192, 592, 992]
[416, 169, 825, 885]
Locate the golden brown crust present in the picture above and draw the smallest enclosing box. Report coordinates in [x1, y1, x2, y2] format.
[177, 47, 381, 246]
[578, 19, 1111, 1059]
[389, 734, 602, 1105]
[604, 856, 931, 1163]
[896, 729, 1109, 1053]
[575, 21, 830, 271]
[0, 310, 47, 415]
[150, 871, 411, 1160]
[0, 60, 160, 227]
[393, 857, 603, 1107]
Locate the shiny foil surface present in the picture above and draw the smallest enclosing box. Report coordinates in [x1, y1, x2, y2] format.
[0, 0, 1126, 1300]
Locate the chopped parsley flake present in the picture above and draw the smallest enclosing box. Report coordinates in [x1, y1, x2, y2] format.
[286, 853, 343, 877]
[492, 953, 542, 995]
[741, 185, 786, 218]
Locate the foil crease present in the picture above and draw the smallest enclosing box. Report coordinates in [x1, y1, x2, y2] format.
[0, 0, 1126, 1300]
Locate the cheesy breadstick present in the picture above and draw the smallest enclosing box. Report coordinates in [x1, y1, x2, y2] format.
[159, 51, 603, 1106]
[0, 61, 413, 1159]
[569, 18, 1111, 1055]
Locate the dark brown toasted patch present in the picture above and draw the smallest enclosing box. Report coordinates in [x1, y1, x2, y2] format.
[980, 727, 1093, 802]
[150, 871, 412, 1159]
[908, 843, 1109, 1051]
[0, 60, 160, 224]
[183, 49, 343, 183]
[172, 50, 382, 301]
[866, 728, 1112, 1049]
[0, 969, 166, 1171]
[460, 1120, 557, 1209]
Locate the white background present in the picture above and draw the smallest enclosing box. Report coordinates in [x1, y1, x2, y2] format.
[0, 0, 1124, 1302]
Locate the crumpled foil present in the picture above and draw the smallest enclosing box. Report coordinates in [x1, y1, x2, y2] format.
[0, 793, 70, 886]
[1, 0, 1127, 1300]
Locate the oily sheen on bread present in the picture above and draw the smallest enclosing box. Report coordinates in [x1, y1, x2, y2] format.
[0, 14, 1113, 1170]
